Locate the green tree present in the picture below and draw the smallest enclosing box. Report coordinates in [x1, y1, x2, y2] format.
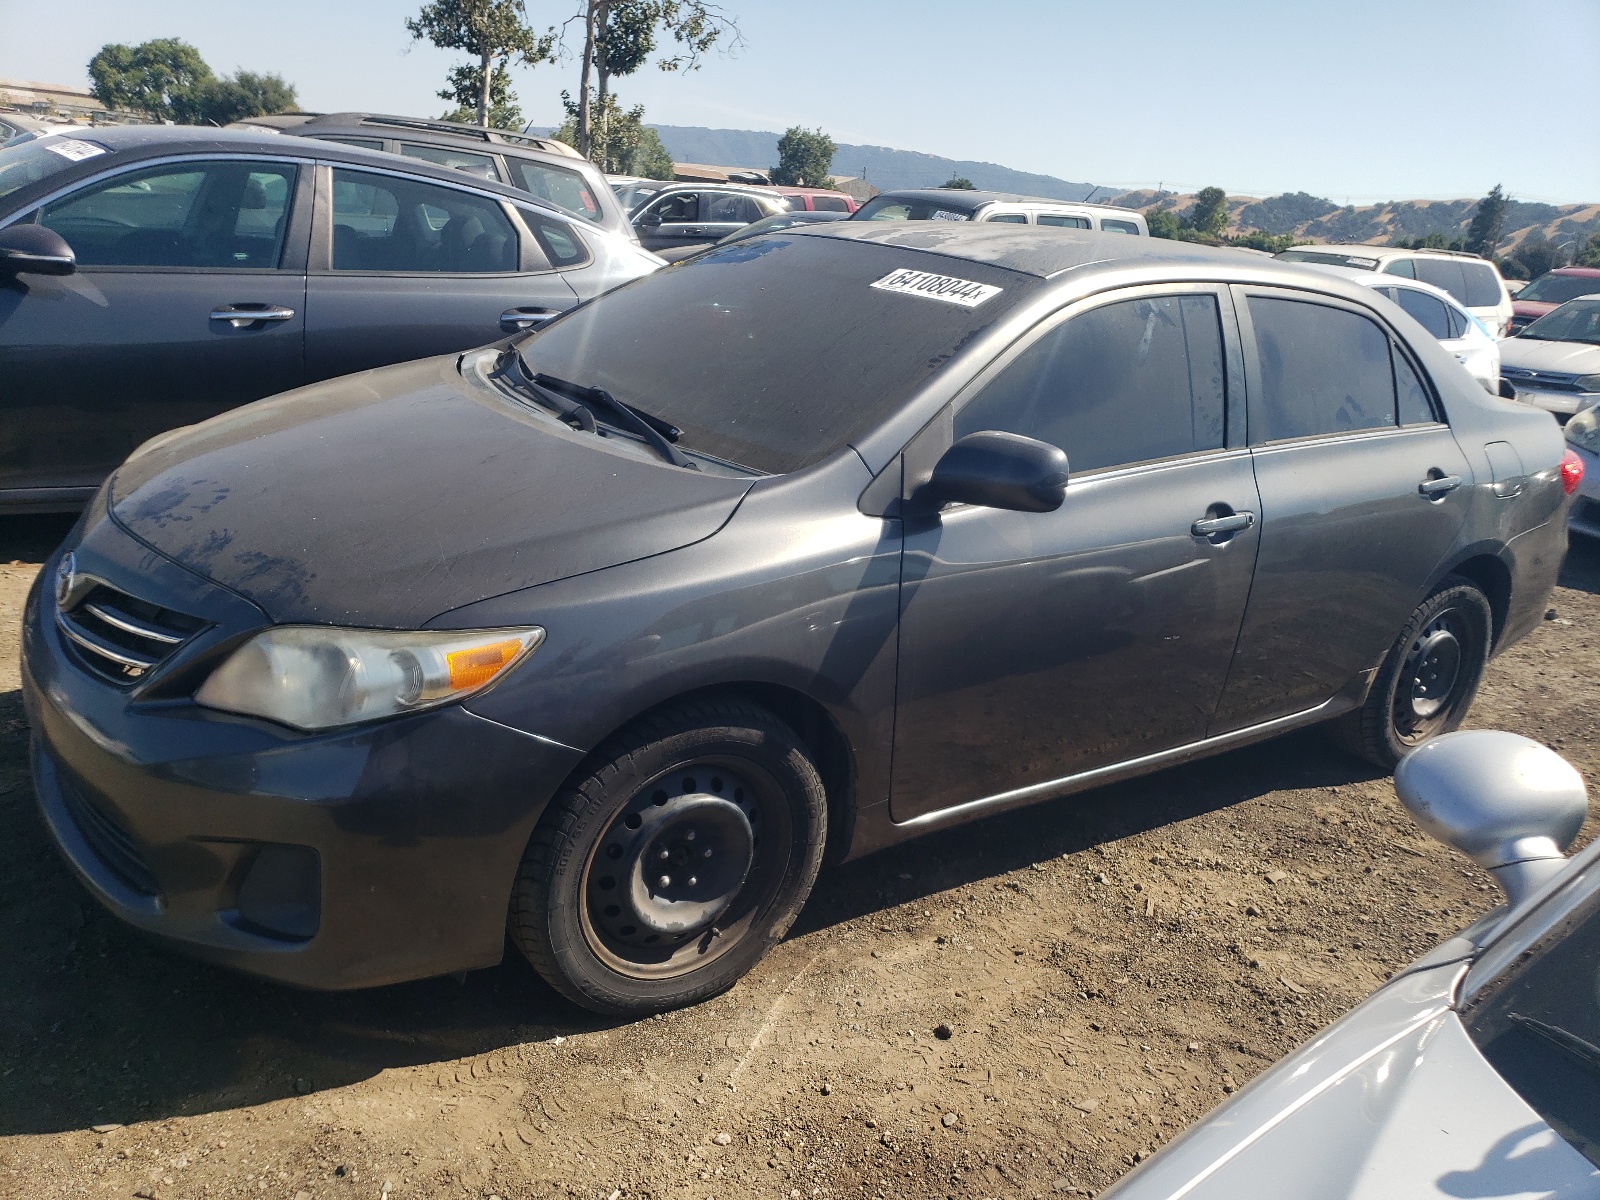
[88, 38, 214, 123]
[438, 60, 523, 128]
[1464, 183, 1508, 258]
[771, 126, 835, 187]
[406, 0, 554, 128]
[1226, 229, 1300, 253]
[1182, 186, 1228, 238]
[1145, 207, 1181, 240]
[554, 90, 672, 176]
[1574, 233, 1600, 269]
[199, 70, 298, 125]
[1508, 235, 1565, 279]
[940, 176, 975, 190]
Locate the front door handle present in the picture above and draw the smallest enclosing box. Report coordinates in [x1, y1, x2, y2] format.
[1418, 474, 1464, 498]
[1192, 511, 1255, 537]
[210, 303, 295, 328]
[500, 307, 559, 332]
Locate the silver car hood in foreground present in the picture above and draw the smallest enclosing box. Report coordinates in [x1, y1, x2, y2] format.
[1103, 960, 1600, 1199]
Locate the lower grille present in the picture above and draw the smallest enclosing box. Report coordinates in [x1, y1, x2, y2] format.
[57, 771, 159, 897]
[56, 582, 205, 685]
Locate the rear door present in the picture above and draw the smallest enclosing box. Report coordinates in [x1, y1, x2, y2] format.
[302, 164, 580, 380]
[700, 190, 770, 241]
[1209, 287, 1472, 733]
[0, 155, 308, 500]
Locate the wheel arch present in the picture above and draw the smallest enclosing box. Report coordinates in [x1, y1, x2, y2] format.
[1433, 545, 1513, 649]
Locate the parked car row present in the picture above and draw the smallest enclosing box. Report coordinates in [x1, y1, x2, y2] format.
[1277, 244, 1515, 338]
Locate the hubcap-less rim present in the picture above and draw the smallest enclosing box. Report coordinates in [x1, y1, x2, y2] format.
[1394, 610, 1473, 741]
[580, 759, 789, 980]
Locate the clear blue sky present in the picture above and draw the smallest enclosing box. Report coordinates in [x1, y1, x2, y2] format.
[3, 0, 1596, 203]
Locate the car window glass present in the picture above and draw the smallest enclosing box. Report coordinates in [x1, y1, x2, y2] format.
[1444, 302, 1467, 339]
[955, 294, 1227, 473]
[330, 168, 517, 273]
[705, 193, 762, 223]
[811, 195, 850, 212]
[988, 213, 1028, 224]
[1383, 258, 1416, 278]
[518, 209, 588, 268]
[1392, 287, 1452, 339]
[1413, 258, 1470, 305]
[1101, 219, 1140, 234]
[511, 160, 603, 224]
[0, 136, 108, 200]
[649, 192, 697, 222]
[1247, 296, 1397, 441]
[40, 160, 296, 269]
[855, 197, 971, 221]
[1462, 261, 1503, 308]
[1394, 347, 1435, 424]
[312, 136, 384, 150]
[1463, 887, 1600, 1166]
[1521, 274, 1600, 304]
[398, 142, 501, 181]
[1038, 214, 1092, 228]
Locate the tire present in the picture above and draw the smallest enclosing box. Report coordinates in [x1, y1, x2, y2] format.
[509, 697, 827, 1016]
[1329, 576, 1493, 770]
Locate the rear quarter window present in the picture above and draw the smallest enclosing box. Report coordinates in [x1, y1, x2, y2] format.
[1414, 258, 1471, 306]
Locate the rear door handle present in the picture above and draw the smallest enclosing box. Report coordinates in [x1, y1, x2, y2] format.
[1418, 474, 1463, 497]
[210, 303, 294, 328]
[1192, 511, 1255, 536]
[500, 307, 559, 332]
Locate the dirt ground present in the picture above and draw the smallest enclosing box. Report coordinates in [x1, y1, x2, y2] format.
[2, 512, 1597, 1200]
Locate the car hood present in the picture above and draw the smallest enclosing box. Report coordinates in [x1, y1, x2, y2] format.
[1102, 961, 1600, 1199]
[1499, 337, 1600, 376]
[107, 353, 755, 627]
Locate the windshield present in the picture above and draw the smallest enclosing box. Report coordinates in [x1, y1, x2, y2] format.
[1520, 299, 1600, 345]
[1276, 249, 1380, 269]
[1521, 274, 1600, 305]
[614, 181, 664, 214]
[855, 195, 975, 222]
[1463, 882, 1600, 1166]
[0, 135, 107, 201]
[516, 233, 1037, 474]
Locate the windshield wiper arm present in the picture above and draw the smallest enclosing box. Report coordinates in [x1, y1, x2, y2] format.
[1509, 1013, 1600, 1077]
[493, 349, 599, 431]
[524, 362, 696, 470]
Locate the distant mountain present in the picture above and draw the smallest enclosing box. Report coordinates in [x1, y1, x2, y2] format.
[647, 125, 1099, 200]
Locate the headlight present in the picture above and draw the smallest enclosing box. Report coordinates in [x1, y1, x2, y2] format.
[1577, 374, 1600, 394]
[1565, 407, 1600, 455]
[195, 626, 544, 731]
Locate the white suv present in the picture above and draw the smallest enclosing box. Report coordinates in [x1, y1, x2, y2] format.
[853, 189, 1148, 235]
[1277, 246, 1513, 337]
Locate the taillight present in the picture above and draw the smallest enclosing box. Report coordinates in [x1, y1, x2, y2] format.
[1561, 449, 1584, 495]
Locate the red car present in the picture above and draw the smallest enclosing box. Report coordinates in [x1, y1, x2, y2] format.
[1509, 267, 1600, 334]
[773, 186, 858, 213]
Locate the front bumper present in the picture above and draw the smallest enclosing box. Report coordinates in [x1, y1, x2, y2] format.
[22, 540, 583, 991]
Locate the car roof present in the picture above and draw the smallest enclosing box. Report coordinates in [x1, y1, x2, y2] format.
[866, 188, 1136, 215]
[17, 125, 585, 225]
[230, 111, 581, 157]
[1548, 266, 1600, 277]
[790, 220, 1337, 282]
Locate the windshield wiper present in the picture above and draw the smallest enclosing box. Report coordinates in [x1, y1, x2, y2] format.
[1509, 1013, 1600, 1077]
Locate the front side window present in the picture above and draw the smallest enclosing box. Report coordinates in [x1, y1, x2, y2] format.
[647, 192, 697, 223]
[40, 160, 296, 269]
[398, 143, 501, 181]
[1247, 296, 1397, 440]
[510, 159, 603, 224]
[330, 168, 517, 273]
[955, 294, 1227, 474]
[1038, 214, 1091, 229]
[1391, 286, 1452, 339]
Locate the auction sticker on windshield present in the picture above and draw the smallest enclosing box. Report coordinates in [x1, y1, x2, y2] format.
[44, 139, 107, 162]
[870, 268, 1002, 308]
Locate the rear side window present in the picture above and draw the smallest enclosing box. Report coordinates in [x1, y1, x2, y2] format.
[1391, 286, 1451, 339]
[1038, 214, 1091, 229]
[1462, 261, 1503, 308]
[517, 209, 589, 268]
[988, 213, 1027, 224]
[1394, 351, 1436, 424]
[40, 160, 296, 269]
[956, 294, 1226, 473]
[510, 159, 603, 224]
[1383, 258, 1417, 278]
[1101, 219, 1140, 235]
[706, 193, 763, 223]
[1247, 297, 1396, 440]
[330, 168, 517, 273]
[1413, 258, 1470, 306]
[398, 143, 501, 181]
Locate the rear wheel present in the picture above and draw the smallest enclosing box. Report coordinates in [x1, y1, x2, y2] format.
[1330, 577, 1492, 769]
[509, 698, 827, 1015]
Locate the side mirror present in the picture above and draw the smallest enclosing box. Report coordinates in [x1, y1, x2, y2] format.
[1394, 730, 1588, 907]
[636, 211, 662, 229]
[0, 224, 75, 278]
[916, 430, 1068, 514]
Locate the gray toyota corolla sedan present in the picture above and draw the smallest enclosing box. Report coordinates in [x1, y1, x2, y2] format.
[21, 224, 1580, 1015]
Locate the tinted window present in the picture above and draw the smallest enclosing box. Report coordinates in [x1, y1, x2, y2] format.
[519, 237, 1038, 474]
[1462, 261, 1503, 308]
[41, 161, 295, 269]
[510, 159, 603, 224]
[1101, 219, 1140, 235]
[648, 192, 697, 222]
[1463, 887, 1600, 1166]
[1383, 258, 1416, 279]
[517, 209, 588, 267]
[855, 196, 972, 221]
[1445, 303, 1468, 339]
[955, 295, 1226, 473]
[398, 142, 501, 181]
[1394, 349, 1435, 424]
[988, 213, 1028, 224]
[811, 195, 850, 212]
[705, 193, 763, 223]
[783, 195, 807, 211]
[1248, 297, 1396, 441]
[1521, 274, 1600, 305]
[330, 168, 516, 273]
[1413, 258, 1470, 305]
[1038, 214, 1091, 228]
[1391, 286, 1451, 339]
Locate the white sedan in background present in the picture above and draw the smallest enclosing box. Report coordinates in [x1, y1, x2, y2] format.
[1499, 297, 1600, 419]
[1301, 264, 1502, 393]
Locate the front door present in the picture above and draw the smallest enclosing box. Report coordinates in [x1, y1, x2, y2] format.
[891, 288, 1261, 822]
[304, 166, 580, 380]
[634, 190, 702, 253]
[1209, 287, 1473, 733]
[0, 157, 308, 499]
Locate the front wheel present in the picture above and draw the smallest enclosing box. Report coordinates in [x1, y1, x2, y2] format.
[509, 698, 827, 1016]
[1330, 576, 1493, 769]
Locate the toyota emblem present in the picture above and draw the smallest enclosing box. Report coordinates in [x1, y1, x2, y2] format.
[54, 552, 77, 609]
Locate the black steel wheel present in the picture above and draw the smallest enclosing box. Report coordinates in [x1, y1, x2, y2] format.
[509, 698, 827, 1015]
[1329, 576, 1492, 769]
